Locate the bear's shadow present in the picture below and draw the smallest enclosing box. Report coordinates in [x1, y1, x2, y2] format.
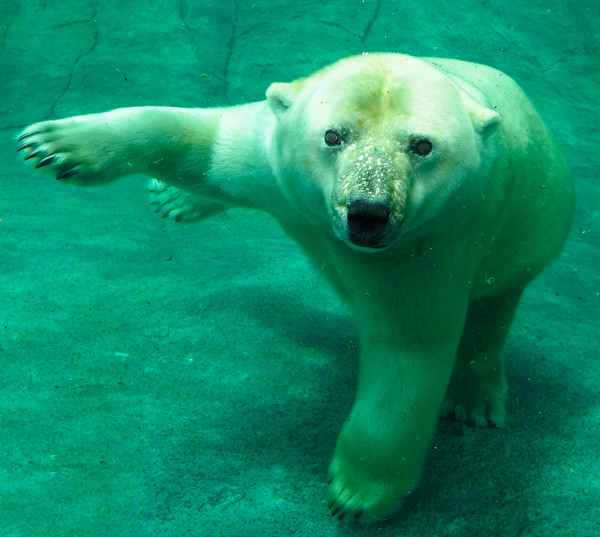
[135, 283, 590, 533]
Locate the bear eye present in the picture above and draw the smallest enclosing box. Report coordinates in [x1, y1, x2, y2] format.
[324, 129, 343, 146]
[413, 139, 433, 156]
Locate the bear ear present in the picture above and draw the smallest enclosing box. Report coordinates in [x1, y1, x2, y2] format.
[447, 73, 501, 139]
[468, 100, 501, 139]
[266, 79, 305, 118]
[459, 90, 501, 139]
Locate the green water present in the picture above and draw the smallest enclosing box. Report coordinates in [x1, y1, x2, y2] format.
[1, 1, 598, 535]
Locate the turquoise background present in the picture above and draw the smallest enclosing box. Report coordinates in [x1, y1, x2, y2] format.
[1, 1, 598, 535]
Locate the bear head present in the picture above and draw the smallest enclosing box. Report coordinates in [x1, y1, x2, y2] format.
[266, 54, 500, 250]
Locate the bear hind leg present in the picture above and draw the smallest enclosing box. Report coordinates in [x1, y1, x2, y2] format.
[148, 179, 230, 223]
[441, 287, 524, 428]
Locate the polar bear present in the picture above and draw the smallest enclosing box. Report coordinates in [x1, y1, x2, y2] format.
[17, 53, 574, 522]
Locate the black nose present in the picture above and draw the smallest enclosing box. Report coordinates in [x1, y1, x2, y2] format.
[347, 201, 390, 248]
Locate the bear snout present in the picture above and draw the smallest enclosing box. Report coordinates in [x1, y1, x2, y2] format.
[347, 200, 391, 248]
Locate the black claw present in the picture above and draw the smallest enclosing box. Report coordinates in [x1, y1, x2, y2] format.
[17, 131, 36, 141]
[331, 506, 341, 517]
[354, 510, 362, 519]
[35, 155, 56, 169]
[24, 150, 43, 161]
[338, 513, 346, 521]
[56, 168, 78, 180]
[17, 141, 38, 152]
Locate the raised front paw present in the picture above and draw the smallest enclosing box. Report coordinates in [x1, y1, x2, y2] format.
[17, 113, 127, 185]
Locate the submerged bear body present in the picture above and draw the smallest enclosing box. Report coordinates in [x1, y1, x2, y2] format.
[18, 54, 573, 522]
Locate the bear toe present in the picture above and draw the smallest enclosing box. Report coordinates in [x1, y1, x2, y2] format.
[18, 122, 89, 182]
[327, 460, 409, 524]
[441, 391, 506, 428]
